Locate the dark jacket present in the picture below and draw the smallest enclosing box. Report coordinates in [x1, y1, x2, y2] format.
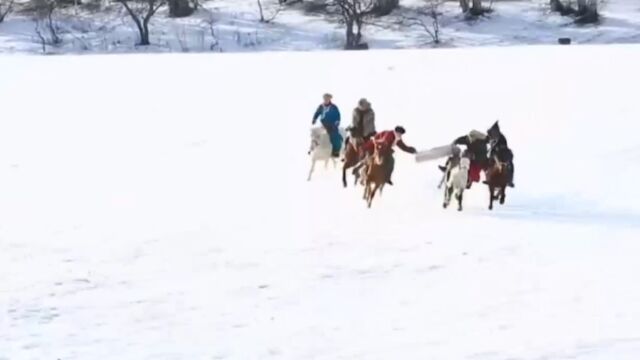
[454, 135, 488, 165]
[488, 133, 508, 157]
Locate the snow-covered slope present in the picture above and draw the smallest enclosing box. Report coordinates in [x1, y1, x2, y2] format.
[2, 45, 640, 359]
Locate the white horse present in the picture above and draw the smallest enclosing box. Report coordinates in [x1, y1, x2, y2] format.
[307, 126, 347, 181]
[443, 156, 471, 211]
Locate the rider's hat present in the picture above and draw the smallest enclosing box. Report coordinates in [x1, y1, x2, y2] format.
[394, 126, 406, 134]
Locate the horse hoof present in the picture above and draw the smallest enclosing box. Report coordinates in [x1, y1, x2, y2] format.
[443, 203, 447, 209]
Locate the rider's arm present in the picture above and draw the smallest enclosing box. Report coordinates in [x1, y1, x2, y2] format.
[453, 135, 468, 145]
[351, 109, 359, 130]
[312, 105, 322, 125]
[397, 140, 417, 154]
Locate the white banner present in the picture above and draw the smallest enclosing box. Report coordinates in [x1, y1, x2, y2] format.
[415, 144, 456, 163]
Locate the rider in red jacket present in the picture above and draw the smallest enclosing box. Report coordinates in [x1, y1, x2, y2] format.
[360, 126, 417, 185]
[362, 126, 416, 155]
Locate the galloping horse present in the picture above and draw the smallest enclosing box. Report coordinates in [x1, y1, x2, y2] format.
[342, 132, 362, 187]
[443, 150, 471, 211]
[484, 156, 509, 210]
[307, 126, 346, 181]
[362, 143, 388, 208]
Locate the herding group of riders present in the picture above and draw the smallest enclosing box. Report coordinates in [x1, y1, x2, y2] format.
[312, 93, 515, 188]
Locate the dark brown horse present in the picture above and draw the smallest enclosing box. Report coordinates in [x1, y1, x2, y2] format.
[484, 157, 509, 210]
[362, 144, 388, 208]
[342, 136, 362, 187]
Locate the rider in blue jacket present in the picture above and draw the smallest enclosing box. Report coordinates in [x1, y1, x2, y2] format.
[312, 93, 342, 157]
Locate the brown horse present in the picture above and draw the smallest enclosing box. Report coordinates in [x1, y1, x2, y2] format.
[362, 144, 388, 208]
[342, 136, 362, 187]
[484, 157, 509, 210]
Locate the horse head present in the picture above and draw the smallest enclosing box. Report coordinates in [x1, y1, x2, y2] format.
[459, 157, 471, 171]
[309, 128, 324, 152]
[372, 143, 387, 165]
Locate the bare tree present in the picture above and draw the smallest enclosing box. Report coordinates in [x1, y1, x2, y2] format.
[459, 0, 486, 17]
[400, 0, 444, 45]
[575, 0, 598, 23]
[333, 0, 375, 49]
[470, 0, 482, 15]
[0, 0, 14, 23]
[257, 0, 283, 23]
[117, 0, 165, 45]
[32, 0, 61, 46]
[167, 0, 192, 17]
[459, 0, 468, 13]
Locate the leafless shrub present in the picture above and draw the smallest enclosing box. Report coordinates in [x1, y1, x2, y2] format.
[202, 10, 222, 51]
[399, 0, 444, 45]
[257, 0, 283, 23]
[32, 0, 62, 52]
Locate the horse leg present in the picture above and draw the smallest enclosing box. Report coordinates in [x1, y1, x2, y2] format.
[368, 183, 380, 208]
[499, 186, 506, 205]
[324, 159, 329, 169]
[488, 185, 494, 210]
[342, 164, 348, 188]
[437, 171, 447, 189]
[457, 189, 463, 211]
[363, 181, 369, 200]
[443, 185, 452, 208]
[307, 159, 316, 181]
[359, 165, 367, 186]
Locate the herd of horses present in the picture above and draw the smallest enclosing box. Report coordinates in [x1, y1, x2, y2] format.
[307, 127, 510, 210]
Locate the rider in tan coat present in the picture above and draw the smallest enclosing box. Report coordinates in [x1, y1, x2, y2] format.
[351, 98, 376, 143]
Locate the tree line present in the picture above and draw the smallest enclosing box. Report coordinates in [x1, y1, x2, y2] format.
[0, 0, 599, 51]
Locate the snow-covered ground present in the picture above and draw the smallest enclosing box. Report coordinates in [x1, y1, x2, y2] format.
[0, 0, 639, 54]
[2, 44, 640, 359]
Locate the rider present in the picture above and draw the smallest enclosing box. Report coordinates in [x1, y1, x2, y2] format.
[361, 126, 417, 185]
[438, 129, 488, 189]
[312, 93, 342, 157]
[350, 98, 377, 146]
[486, 121, 515, 188]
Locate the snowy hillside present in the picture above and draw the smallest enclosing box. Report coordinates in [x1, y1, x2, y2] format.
[2, 45, 640, 359]
[0, 0, 639, 54]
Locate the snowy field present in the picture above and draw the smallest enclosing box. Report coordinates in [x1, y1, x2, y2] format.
[2, 45, 640, 359]
[0, 0, 639, 54]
